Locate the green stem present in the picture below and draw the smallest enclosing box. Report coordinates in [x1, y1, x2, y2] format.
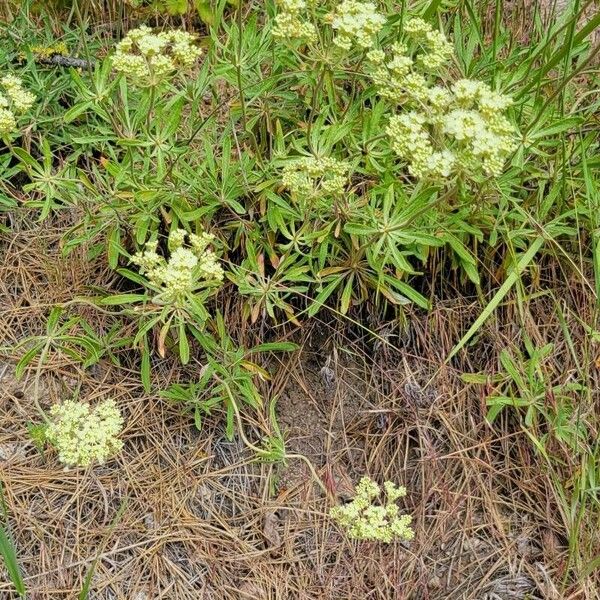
[218, 377, 330, 497]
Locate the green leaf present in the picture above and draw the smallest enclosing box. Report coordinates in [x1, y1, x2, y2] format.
[194, 406, 203, 430]
[63, 101, 92, 123]
[385, 277, 429, 309]
[485, 402, 505, 424]
[100, 294, 147, 305]
[423, 0, 443, 20]
[27, 423, 47, 453]
[225, 403, 235, 441]
[165, 0, 188, 15]
[340, 274, 354, 315]
[107, 227, 121, 270]
[344, 223, 377, 236]
[249, 342, 299, 353]
[179, 324, 190, 365]
[141, 345, 151, 393]
[0, 525, 24, 596]
[460, 373, 490, 384]
[11, 147, 39, 170]
[308, 278, 342, 317]
[194, 0, 214, 24]
[0, 485, 25, 597]
[15, 345, 42, 379]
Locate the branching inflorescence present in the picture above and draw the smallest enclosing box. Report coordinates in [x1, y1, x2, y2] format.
[326, 0, 386, 50]
[281, 156, 351, 201]
[272, 0, 318, 42]
[112, 26, 202, 86]
[132, 229, 224, 305]
[46, 399, 124, 467]
[331, 476, 414, 543]
[271, 4, 518, 183]
[367, 18, 517, 180]
[0, 75, 35, 136]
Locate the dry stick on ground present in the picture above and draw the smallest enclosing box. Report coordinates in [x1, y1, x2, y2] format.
[35, 55, 93, 69]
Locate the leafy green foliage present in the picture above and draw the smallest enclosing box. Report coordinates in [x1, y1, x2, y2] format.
[161, 315, 297, 440]
[484, 336, 587, 453]
[14, 307, 122, 378]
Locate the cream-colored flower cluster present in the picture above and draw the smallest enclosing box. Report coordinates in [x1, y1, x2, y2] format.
[112, 26, 202, 86]
[0, 75, 35, 136]
[327, 1, 386, 50]
[132, 229, 224, 304]
[281, 156, 350, 200]
[272, 0, 317, 43]
[404, 17, 453, 70]
[387, 111, 456, 178]
[442, 80, 517, 176]
[367, 17, 453, 104]
[330, 476, 414, 543]
[385, 80, 516, 178]
[46, 399, 123, 467]
[366, 18, 517, 179]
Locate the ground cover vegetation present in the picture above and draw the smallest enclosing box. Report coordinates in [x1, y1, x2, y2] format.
[0, 0, 599, 597]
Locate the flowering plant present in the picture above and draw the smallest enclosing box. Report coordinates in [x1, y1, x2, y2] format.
[331, 477, 414, 543]
[132, 228, 224, 305]
[101, 228, 225, 370]
[368, 18, 517, 180]
[112, 25, 202, 87]
[0, 74, 35, 136]
[44, 399, 124, 468]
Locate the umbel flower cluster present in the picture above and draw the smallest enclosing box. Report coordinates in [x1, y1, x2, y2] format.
[331, 476, 414, 543]
[132, 229, 224, 304]
[281, 156, 350, 201]
[0, 75, 35, 136]
[327, 1, 385, 50]
[46, 399, 124, 467]
[112, 26, 202, 86]
[272, 0, 317, 42]
[272, 0, 386, 49]
[367, 18, 517, 179]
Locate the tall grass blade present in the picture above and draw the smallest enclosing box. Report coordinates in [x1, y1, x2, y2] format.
[447, 236, 545, 361]
[0, 484, 25, 597]
[79, 498, 128, 600]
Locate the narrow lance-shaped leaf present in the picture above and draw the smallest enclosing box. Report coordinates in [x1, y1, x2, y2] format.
[447, 236, 545, 361]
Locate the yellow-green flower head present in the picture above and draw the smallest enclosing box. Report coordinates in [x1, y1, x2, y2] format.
[272, 0, 317, 42]
[331, 476, 414, 543]
[366, 17, 452, 105]
[0, 109, 16, 136]
[365, 19, 516, 181]
[0, 75, 35, 135]
[328, 1, 386, 50]
[46, 399, 123, 467]
[132, 228, 224, 304]
[281, 156, 351, 200]
[403, 17, 431, 37]
[442, 81, 517, 176]
[427, 86, 452, 111]
[403, 17, 453, 71]
[1, 75, 35, 112]
[112, 26, 202, 86]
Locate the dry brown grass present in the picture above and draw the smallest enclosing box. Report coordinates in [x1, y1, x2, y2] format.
[1, 214, 599, 599]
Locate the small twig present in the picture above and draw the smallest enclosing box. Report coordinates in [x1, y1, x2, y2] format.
[36, 55, 93, 69]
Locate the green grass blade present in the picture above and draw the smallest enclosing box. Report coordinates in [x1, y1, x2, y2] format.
[0, 526, 25, 597]
[447, 236, 545, 361]
[0, 484, 25, 597]
[79, 498, 128, 600]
